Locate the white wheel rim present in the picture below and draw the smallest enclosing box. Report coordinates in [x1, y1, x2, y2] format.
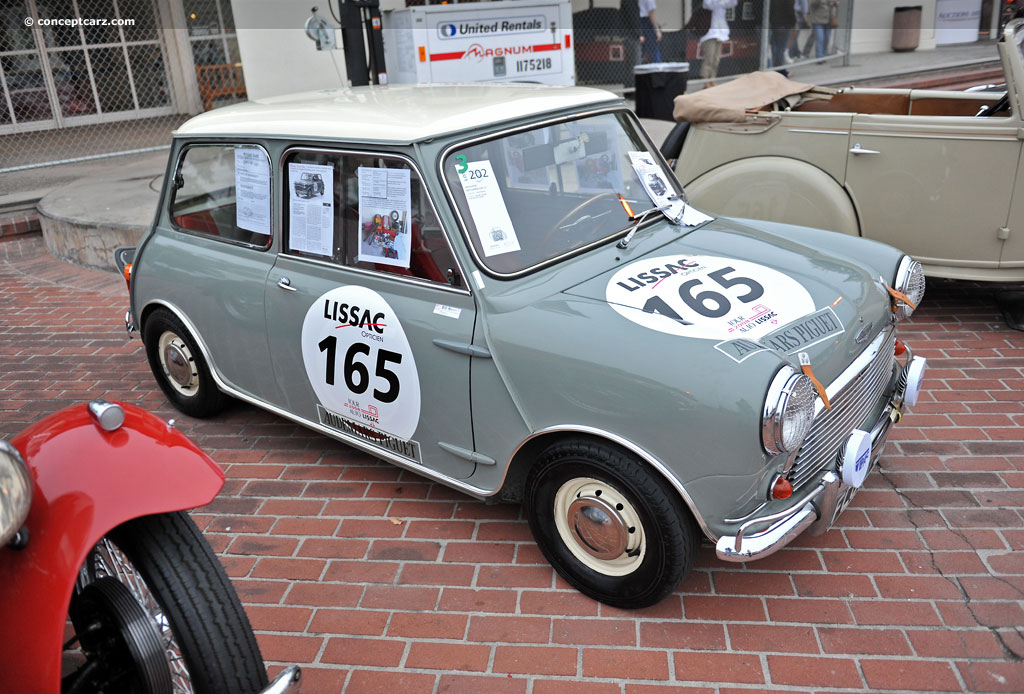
[552, 476, 646, 577]
[158, 331, 199, 397]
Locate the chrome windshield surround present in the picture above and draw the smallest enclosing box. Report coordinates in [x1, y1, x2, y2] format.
[437, 106, 680, 281]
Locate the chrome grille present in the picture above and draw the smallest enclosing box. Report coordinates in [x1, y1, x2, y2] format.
[788, 330, 897, 490]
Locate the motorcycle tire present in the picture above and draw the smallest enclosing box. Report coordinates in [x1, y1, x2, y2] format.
[69, 511, 267, 694]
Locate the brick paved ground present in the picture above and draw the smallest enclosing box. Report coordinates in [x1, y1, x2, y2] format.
[2, 235, 1023, 693]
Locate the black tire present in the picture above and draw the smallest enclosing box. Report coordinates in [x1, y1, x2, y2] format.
[525, 439, 698, 609]
[69, 511, 267, 694]
[143, 308, 228, 418]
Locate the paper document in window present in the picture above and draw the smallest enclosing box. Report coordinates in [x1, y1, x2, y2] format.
[288, 162, 334, 256]
[457, 160, 521, 257]
[357, 167, 413, 269]
[235, 148, 270, 235]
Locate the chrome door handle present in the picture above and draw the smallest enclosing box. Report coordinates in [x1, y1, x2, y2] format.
[849, 143, 880, 155]
[277, 277, 297, 292]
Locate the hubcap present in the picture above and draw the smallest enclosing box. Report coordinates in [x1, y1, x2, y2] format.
[553, 477, 646, 576]
[158, 331, 198, 397]
[72, 538, 193, 693]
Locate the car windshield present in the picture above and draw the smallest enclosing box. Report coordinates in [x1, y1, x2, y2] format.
[443, 111, 683, 276]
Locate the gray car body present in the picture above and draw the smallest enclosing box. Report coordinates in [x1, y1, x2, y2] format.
[129, 87, 907, 543]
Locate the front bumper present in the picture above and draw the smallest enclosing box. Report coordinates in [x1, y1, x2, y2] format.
[715, 348, 926, 562]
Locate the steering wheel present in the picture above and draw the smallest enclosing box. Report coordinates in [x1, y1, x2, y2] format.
[979, 92, 1010, 117]
[540, 191, 621, 249]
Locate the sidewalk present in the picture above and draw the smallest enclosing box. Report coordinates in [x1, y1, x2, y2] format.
[0, 39, 1007, 268]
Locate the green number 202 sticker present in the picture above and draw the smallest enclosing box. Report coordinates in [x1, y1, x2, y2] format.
[455, 155, 468, 174]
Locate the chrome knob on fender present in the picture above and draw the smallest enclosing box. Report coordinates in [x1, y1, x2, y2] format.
[87, 399, 125, 432]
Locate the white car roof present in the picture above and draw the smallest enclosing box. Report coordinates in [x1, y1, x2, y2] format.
[175, 84, 623, 143]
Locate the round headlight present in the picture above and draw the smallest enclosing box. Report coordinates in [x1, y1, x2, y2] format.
[893, 256, 926, 321]
[762, 368, 817, 456]
[0, 440, 32, 547]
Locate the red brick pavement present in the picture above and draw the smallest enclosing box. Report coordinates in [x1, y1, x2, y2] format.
[2, 235, 1023, 693]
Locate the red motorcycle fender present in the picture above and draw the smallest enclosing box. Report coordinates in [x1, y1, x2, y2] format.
[0, 402, 225, 693]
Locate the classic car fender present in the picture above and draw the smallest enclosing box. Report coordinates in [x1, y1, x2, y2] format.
[683, 156, 861, 238]
[0, 402, 224, 692]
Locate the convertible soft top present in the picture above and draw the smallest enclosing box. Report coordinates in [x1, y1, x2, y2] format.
[672, 71, 836, 123]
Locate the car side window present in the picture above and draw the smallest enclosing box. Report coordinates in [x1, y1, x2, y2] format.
[169, 144, 273, 249]
[283, 149, 460, 286]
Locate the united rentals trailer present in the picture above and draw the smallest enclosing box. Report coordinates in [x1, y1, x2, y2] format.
[382, 0, 575, 86]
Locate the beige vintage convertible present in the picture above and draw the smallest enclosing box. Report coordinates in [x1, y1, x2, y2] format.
[664, 20, 1024, 282]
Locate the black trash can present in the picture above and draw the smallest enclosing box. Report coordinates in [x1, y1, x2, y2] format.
[634, 62, 689, 120]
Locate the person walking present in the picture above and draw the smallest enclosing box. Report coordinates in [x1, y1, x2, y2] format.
[639, 0, 662, 63]
[769, 0, 796, 69]
[809, 0, 838, 60]
[697, 0, 737, 84]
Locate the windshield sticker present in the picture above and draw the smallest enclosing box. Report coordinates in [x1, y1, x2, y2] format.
[628, 151, 683, 220]
[302, 286, 421, 440]
[457, 159, 522, 257]
[606, 255, 815, 341]
[234, 148, 270, 235]
[357, 167, 412, 269]
[288, 162, 334, 256]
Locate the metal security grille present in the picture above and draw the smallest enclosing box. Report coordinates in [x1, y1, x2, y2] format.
[0, 0, 243, 172]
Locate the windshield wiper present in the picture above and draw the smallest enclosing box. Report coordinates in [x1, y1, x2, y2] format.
[616, 194, 685, 249]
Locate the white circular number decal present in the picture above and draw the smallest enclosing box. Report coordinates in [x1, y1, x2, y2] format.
[302, 286, 420, 439]
[605, 255, 815, 340]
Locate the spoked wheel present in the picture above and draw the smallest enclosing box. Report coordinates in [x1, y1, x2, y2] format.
[65, 512, 267, 694]
[143, 308, 227, 418]
[525, 439, 698, 609]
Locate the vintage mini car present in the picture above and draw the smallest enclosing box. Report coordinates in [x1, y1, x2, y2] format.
[664, 19, 1024, 283]
[293, 171, 325, 198]
[121, 83, 926, 608]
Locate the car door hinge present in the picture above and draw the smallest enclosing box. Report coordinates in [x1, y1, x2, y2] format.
[1017, 128, 1024, 140]
[437, 441, 496, 465]
[998, 226, 1011, 241]
[432, 339, 491, 358]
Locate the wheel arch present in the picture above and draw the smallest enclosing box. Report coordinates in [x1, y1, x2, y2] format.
[498, 425, 715, 541]
[684, 156, 861, 238]
[139, 299, 228, 387]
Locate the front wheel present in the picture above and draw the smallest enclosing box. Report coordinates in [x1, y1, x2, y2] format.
[525, 439, 698, 609]
[66, 511, 267, 694]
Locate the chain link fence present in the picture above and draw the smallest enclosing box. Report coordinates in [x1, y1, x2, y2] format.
[0, 0, 243, 173]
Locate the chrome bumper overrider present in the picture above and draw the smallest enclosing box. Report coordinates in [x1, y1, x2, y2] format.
[260, 666, 301, 694]
[716, 349, 926, 562]
[124, 309, 136, 338]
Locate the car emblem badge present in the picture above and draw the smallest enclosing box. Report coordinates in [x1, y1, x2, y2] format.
[855, 322, 873, 344]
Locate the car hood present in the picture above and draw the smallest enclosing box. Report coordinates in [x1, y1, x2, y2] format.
[562, 216, 896, 383]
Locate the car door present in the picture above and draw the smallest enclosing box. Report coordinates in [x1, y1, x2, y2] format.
[263, 146, 479, 481]
[140, 142, 279, 403]
[844, 108, 1019, 272]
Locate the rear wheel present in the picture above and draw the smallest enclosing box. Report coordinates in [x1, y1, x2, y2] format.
[66, 511, 267, 694]
[525, 439, 698, 609]
[143, 308, 227, 418]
